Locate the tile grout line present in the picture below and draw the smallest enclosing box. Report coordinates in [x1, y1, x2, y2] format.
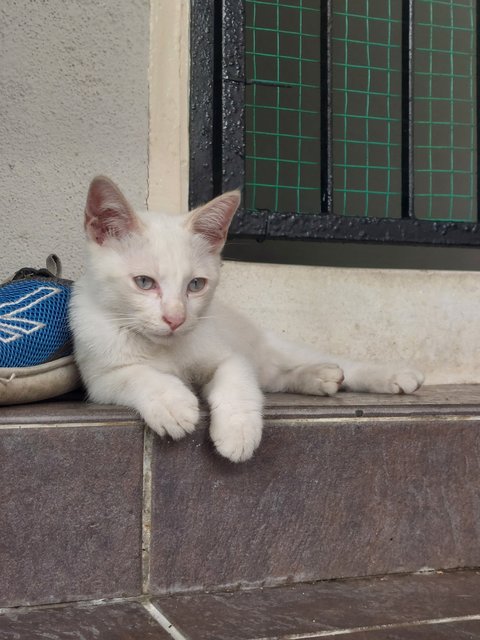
[0, 596, 141, 617]
[0, 421, 139, 430]
[142, 426, 154, 594]
[3, 408, 480, 432]
[143, 601, 189, 640]
[249, 613, 480, 640]
[263, 415, 480, 427]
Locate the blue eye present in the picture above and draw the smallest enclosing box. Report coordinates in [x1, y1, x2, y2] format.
[134, 275, 157, 290]
[187, 277, 207, 293]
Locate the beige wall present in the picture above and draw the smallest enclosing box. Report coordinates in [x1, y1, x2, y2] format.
[1, 0, 478, 385]
[217, 263, 480, 385]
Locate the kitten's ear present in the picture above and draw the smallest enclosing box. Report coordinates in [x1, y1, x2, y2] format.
[187, 190, 241, 253]
[85, 176, 141, 245]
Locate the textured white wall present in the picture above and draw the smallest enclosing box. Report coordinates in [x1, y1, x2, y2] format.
[0, 0, 150, 280]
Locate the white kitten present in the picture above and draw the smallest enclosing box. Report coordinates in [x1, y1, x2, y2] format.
[70, 177, 424, 462]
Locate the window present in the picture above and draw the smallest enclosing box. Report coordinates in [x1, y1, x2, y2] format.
[189, 0, 480, 256]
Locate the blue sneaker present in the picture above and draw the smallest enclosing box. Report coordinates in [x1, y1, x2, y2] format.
[0, 255, 80, 404]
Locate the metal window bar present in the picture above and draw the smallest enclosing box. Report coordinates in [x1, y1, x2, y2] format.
[189, 0, 480, 246]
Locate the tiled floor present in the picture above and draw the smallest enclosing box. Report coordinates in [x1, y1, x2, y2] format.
[2, 571, 480, 639]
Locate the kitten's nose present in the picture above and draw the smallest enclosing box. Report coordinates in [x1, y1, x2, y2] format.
[162, 313, 185, 331]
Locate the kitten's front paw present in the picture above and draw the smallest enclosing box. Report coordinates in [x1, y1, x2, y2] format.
[296, 363, 344, 396]
[389, 369, 425, 394]
[142, 386, 200, 440]
[211, 410, 262, 463]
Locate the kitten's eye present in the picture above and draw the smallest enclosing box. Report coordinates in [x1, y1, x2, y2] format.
[187, 277, 207, 293]
[133, 275, 157, 291]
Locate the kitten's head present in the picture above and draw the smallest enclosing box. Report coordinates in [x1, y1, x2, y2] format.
[83, 176, 240, 343]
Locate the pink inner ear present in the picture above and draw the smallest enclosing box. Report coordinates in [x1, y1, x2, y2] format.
[193, 217, 226, 247]
[189, 191, 241, 253]
[84, 176, 138, 245]
[85, 208, 127, 245]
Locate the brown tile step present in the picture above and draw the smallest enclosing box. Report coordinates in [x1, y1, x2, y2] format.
[1, 385, 480, 608]
[0, 420, 144, 608]
[2, 570, 480, 639]
[149, 385, 480, 594]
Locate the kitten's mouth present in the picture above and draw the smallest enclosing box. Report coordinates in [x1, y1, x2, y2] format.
[141, 324, 189, 343]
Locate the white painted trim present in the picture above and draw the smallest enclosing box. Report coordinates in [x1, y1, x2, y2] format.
[148, 0, 190, 214]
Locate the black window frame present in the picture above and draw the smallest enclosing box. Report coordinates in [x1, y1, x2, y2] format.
[189, 0, 480, 248]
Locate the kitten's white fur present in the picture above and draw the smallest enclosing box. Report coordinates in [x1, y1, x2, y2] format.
[70, 177, 424, 462]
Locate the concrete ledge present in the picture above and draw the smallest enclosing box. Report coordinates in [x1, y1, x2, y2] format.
[3, 384, 480, 424]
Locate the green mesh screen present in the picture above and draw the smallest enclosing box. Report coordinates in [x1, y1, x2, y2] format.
[414, 0, 477, 221]
[244, 0, 477, 223]
[331, 0, 402, 218]
[245, 0, 321, 213]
